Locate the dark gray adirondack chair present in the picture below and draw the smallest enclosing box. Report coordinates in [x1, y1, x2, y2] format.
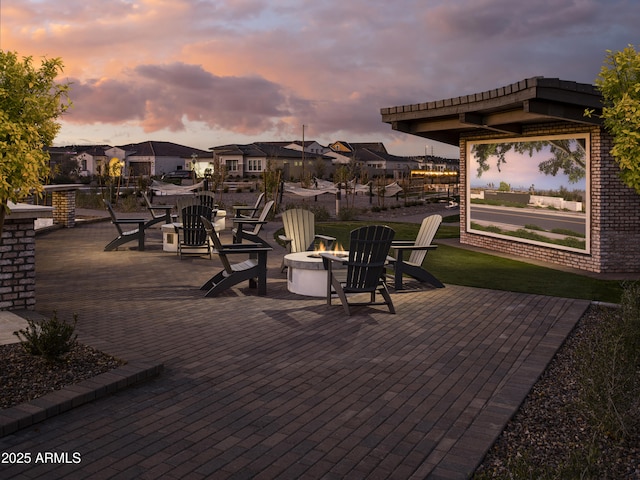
[200, 217, 272, 297]
[387, 214, 444, 289]
[195, 191, 218, 214]
[177, 204, 213, 259]
[232, 192, 265, 219]
[320, 225, 396, 316]
[103, 200, 147, 251]
[142, 192, 173, 229]
[232, 200, 274, 247]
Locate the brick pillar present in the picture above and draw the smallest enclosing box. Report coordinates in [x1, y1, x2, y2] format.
[0, 218, 36, 310]
[52, 190, 76, 228]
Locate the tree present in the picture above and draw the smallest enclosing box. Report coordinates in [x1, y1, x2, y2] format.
[472, 139, 586, 183]
[590, 45, 640, 193]
[0, 51, 71, 235]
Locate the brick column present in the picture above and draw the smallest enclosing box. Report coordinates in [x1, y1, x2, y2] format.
[52, 190, 76, 228]
[0, 218, 36, 310]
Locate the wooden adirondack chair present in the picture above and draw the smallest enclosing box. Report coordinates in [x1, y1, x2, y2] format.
[278, 208, 336, 271]
[195, 191, 218, 211]
[103, 200, 147, 251]
[232, 192, 265, 219]
[200, 217, 273, 297]
[142, 192, 173, 229]
[232, 200, 274, 247]
[387, 214, 444, 289]
[320, 225, 395, 316]
[177, 204, 213, 259]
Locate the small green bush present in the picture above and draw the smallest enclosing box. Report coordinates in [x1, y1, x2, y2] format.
[337, 207, 359, 221]
[14, 312, 78, 362]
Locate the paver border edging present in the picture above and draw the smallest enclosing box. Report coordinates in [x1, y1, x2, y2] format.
[0, 325, 164, 438]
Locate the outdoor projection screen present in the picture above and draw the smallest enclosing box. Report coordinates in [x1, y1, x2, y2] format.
[466, 133, 590, 253]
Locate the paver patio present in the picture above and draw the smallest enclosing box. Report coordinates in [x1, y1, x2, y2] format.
[0, 218, 589, 479]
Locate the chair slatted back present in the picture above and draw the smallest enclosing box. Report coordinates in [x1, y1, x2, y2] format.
[181, 204, 212, 247]
[346, 225, 395, 293]
[250, 192, 265, 218]
[195, 192, 217, 211]
[248, 200, 275, 235]
[202, 216, 233, 274]
[103, 200, 124, 235]
[409, 215, 442, 265]
[282, 209, 315, 253]
[175, 197, 198, 222]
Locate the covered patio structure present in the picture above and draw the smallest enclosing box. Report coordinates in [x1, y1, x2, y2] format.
[381, 77, 640, 275]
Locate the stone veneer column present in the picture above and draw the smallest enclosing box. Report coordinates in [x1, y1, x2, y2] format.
[51, 190, 76, 228]
[1, 203, 52, 311]
[0, 218, 36, 310]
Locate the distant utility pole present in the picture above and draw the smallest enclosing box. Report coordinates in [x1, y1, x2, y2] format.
[302, 124, 306, 180]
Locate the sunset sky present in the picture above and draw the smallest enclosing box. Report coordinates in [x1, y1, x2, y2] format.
[1, 0, 638, 158]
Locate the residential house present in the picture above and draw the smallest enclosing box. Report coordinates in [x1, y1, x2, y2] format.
[116, 141, 210, 177]
[212, 142, 333, 181]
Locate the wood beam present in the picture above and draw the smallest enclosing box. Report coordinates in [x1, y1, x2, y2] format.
[459, 113, 522, 135]
[524, 100, 602, 125]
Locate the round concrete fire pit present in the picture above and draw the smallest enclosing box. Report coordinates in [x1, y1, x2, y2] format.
[283, 251, 347, 297]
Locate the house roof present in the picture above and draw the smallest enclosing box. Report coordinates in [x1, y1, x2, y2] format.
[117, 141, 210, 158]
[380, 77, 603, 146]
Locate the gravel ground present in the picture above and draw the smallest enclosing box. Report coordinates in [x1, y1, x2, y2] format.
[474, 305, 640, 479]
[0, 342, 124, 410]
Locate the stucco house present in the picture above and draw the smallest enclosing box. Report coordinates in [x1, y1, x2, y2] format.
[381, 77, 640, 275]
[212, 142, 333, 181]
[117, 141, 210, 177]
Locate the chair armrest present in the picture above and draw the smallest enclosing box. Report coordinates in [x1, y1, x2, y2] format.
[217, 243, 272, 254]
[319, 252, 348, 264]
[392, 244, 438, 251]
[278, 235, 292, 243]
[232, 205, 261, 217]
[232, 218, 267, 225]
[114, 218, 146, 225]
[148, 204, 174, 211]
[391, 240, 416, 246]
[315, 234, 337, 242]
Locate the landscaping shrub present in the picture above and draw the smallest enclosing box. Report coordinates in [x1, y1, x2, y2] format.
[14, 312, 78, 362]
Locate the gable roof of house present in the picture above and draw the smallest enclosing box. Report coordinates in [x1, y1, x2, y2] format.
[254, 142, 307, 159]
[117, 140, 210, 158]
[380, 77, 603, 146]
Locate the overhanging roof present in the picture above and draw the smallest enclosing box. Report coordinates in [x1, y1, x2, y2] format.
[380, 77, 603, 146]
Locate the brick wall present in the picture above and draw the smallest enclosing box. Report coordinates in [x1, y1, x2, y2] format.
[460, 123, 640, 274]
[0, 218, 36, 310]
[51, 190, 76, 228]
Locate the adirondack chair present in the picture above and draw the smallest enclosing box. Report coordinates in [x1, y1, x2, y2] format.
[387, 214, 444, 289]
[103, 200, 147, 251]
[142, 192, 173, 229]
[232, 200, 275, 247]
[278, 208, 336, 271]
[177, 204, 213, 259]
[195, 191, 218, 212]
[320, 225, 395, 316]
[200, 217, 273, 297]
[232, 192, 265, 219]
[175, 196, 198, 222]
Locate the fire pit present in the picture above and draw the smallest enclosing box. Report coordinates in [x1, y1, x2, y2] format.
[283, 250, 347, 297]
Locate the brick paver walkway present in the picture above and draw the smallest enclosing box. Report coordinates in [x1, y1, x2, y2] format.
[0, 219, 589, 479]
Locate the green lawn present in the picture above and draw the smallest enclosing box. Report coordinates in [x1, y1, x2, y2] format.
[281, 220, 627, 304]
